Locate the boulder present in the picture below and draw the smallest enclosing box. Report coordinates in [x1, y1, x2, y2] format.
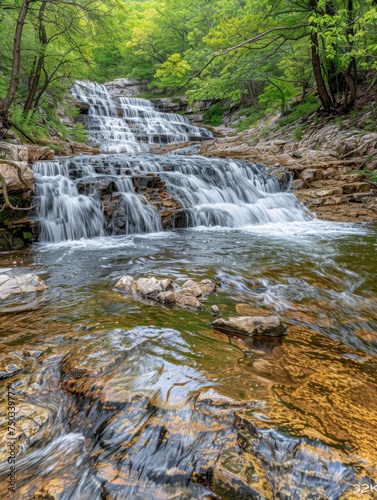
[0, 274, 48, 301]
[212, 315, 286, 337]
[0, 161, 33, 193]
[0, 142, 28, 162]
[25, 145, 54, 162]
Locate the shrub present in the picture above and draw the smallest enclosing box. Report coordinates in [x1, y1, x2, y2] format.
[279, 95, 320, 127]
[203, 102, 226, 126]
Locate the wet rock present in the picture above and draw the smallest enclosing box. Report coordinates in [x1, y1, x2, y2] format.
[115, 275, 217, 311]
[0, 274, 48, 301]
[157, 290, 203, 311]
[212, 315, 286, 337]
[114, 274, 134, 291]
[199, 279, 217, 294]
[0, 399, 50, 462]
[213, 450, 274, 500]
[181, 279, 206, 297]
[134, 277, 174, 296]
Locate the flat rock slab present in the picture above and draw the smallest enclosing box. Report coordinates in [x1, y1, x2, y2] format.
[0, 274, 47, 301]
[212, 315, 286, 337]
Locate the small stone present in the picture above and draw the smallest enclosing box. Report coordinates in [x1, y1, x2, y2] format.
[6, 364, 21, 373]
[292, 151, 302, 158]
[157, 291, 203, 311]
[181, 280, 204, 297]
[210, 305, 220, 316]
[199, 279, 217, 294]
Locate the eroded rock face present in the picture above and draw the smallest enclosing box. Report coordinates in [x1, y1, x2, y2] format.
[212, 315, 286, 337]
[0, 274, 48, 301]
[115, 275, 216, 311]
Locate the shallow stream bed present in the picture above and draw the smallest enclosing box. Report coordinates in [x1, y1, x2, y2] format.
[1, 221, 377, 499]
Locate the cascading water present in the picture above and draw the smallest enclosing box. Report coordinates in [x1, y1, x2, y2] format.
[71, 80, 212, 153]
[29, 79, 313, 243]
[31, 154, 312, 242]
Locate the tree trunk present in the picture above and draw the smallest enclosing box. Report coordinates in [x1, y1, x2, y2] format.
[0, 0, 33, 124]
[309, 0, 333, 112]
[23, 1, 48, 115]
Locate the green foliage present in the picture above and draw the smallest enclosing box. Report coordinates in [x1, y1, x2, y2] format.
[294, 125, 305, 140]
[233, 107, 265, 132]
[279, 96, 320, 127]
[203, 103, 226, 126]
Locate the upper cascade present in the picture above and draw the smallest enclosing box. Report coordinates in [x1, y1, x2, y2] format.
[71, 81, 212, 153]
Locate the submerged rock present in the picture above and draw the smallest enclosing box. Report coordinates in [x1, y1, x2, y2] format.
[212, 315, 286, 337]
[0, 274, 47, 301]
[213, 450, 274, 500]
[115, 274, 216, 311]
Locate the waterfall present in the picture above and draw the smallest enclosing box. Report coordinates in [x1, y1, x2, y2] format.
[32, 154, 311, 243]
[31, 80, 312, 242]
[71, 81, 212, 153]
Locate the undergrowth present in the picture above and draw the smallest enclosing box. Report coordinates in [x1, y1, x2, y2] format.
[203, 102, 227, 126]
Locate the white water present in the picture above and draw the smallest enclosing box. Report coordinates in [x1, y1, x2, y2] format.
[71, 81, 212, 153]
[32, 154, 313, 243]
[31, 81, 314, 242]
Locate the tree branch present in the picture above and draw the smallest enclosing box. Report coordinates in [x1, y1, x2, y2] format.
[172, 24, 309, 95]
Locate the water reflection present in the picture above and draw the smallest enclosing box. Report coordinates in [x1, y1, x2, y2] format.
[0, 222, 377, 498]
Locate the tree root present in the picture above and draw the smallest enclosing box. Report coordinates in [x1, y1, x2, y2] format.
[0, 172, 37, 212]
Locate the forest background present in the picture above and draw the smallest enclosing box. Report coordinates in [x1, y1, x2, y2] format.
[0, 0, 377, 143]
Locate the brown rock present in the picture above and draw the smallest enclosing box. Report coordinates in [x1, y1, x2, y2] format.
[26, 145, 54, 162]
[212, 315, 286, 337]
[342, 182, 371, 194]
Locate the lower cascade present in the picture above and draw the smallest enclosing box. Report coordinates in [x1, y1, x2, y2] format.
[32, 154, 312, 242]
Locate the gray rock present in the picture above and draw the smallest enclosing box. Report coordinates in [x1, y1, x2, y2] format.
[114, 275, 134, 291]
[210, 305, 221, 316]
[212, 315, 286, 337]
[0, 274, 48, 301]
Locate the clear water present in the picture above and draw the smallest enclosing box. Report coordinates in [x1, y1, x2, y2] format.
[1, 223, 376, 499]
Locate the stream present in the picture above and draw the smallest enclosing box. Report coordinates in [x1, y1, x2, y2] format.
[0, 81, 376, 500]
